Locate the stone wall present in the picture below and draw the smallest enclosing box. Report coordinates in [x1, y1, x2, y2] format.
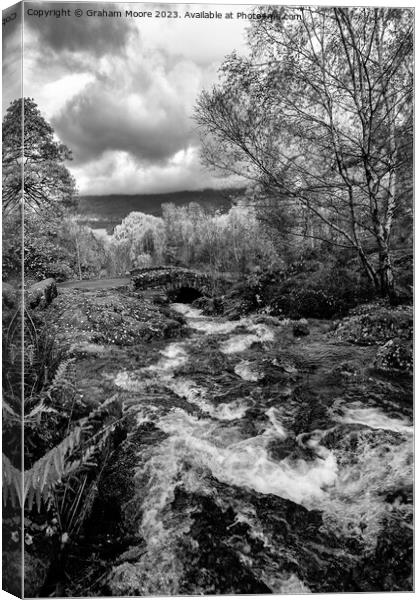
[131, 267, 216, 296]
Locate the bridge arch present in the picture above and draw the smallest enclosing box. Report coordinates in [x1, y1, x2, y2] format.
[131, 267, 216, 301]
[166, 285, 203, 303]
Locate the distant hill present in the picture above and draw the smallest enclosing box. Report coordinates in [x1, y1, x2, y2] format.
[77, 188, 245, 231]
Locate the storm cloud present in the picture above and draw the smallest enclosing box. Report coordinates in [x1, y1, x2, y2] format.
[51, 47, 204, 165]
[18, 2, 249, 194]
[25, 2, 136, 56]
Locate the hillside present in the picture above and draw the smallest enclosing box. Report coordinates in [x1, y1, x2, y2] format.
[77, 188, 244, 231]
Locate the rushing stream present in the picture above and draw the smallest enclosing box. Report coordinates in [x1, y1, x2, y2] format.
[108, 303, 413, 594]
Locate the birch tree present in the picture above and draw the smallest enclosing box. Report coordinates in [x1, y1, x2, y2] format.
[195, 7, 413, 298]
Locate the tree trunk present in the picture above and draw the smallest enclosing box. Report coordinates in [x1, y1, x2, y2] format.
[356, 245, 379, 292]
[378, 243, 396, 300]
[75, 236, 82, 281]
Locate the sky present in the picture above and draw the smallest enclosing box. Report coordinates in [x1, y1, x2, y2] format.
[2, 1, 251, 194]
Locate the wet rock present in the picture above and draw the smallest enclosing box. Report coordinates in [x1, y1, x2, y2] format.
[293, 396, 334, 434]
[332, 360, 362, 378]
[63, 421, 165, 597]
[107, 562, 145, 595]
[69, 342, 108, 357]
[253, 314, 283, 327]
[258, 355, 298, 383]
[322, 422, 408, 477]
[172, 488, 273, 595]
[267, 437, 297, 461]
[353, 510, 413, 591]
[179, 482, 364, 594]
[293, 319, 310, 337]
[153, 293, 169, 305]
[177, 337, 229, 376]
[27, 278, 57, 309]
[40, 285, 412, 596]
[192, 296, 224, 316]
[234, 360, 263, 382]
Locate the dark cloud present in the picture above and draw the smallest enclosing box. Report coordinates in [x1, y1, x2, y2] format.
[19, 2, 249, 193]
[53, 85, 196, 165]
[50, 41, 203, 165]
[25, 2, 135, 57]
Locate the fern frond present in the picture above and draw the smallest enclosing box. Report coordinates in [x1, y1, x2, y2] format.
[49, 359, 75, 392]
[23, 426, 83, 511]
[25, 401, 59, 424]
[2, 399, 20, 421]
[4, 394, 123, 513]
[2, 454, 22, 507]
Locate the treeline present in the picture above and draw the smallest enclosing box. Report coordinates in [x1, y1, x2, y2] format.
[3, 192, 412, 315]
[107, 202, 279, 275]
[3, 201, 280, 282]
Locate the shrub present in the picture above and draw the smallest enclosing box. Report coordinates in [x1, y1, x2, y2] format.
[265, 255, 374, 319]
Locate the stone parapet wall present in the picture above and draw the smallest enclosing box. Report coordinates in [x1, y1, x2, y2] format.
[131, 267, 219, 296]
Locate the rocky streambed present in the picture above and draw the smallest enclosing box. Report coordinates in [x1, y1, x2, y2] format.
[43, 287, 412, 595]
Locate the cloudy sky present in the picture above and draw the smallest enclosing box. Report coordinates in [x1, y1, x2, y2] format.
[2, 1, 251, 194]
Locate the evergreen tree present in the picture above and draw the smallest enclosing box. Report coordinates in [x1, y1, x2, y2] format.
[2, 97, 77, 213]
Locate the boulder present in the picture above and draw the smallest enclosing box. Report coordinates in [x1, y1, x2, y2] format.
[333, 303, 413, 345]
[293, 320, 310, 337]
[27, 278, 57, 309]
[374, 338, 413, 374]
[2, 282, 18, 308]
[45, 288, 186, 349]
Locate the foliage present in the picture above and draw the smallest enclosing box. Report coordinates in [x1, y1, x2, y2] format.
[9, 213, 106, 282]
[161, 202, 278, 274]
[2, 313, 125, 587]
[113, 212, 166, 266]
[195, 7, 413, 297]
[2, 210, 22, 280]
[217, 250, 373, 319]
[269, 256, 372, 318]
[24, 231, 75, 282]
[2, 98, 82, 282]
[2, 98, 77, 213]
[3, 395, 122, 512]
[101, 203, 279, 277]
[58, 217, 108, 280]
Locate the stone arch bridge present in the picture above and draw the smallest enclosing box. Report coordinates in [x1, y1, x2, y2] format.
[130, 267, 231, 301]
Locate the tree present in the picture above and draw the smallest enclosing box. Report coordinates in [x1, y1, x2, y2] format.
[195, 7, 413, 298]
[2, 98, 77, 214]
[112, 212, 166, 267]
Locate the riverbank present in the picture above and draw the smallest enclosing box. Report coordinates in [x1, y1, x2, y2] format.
[17, 282, 411, 596]
[3, 275, 411, 596]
